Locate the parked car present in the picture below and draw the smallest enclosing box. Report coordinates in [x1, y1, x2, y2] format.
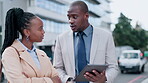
[115, 46, 134, 64]
[118, 50, 146, 73]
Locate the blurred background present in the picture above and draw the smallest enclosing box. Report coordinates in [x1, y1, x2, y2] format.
[0, 0, 148, 83]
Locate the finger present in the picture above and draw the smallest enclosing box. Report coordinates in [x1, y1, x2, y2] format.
[101, 71, 106, 76]
[92, 70, 100, 76]
[84, 74, 96, 82]
[85, 72, 97, 79]
[100, 71, 107, 81]
[85, 72, 101, 81]
[91, 70, 106, 82]
[92, 70, 103, 79]
[85, 72, 92, 76]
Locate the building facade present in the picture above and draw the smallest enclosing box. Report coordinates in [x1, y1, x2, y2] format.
[0, 0, 112, 59]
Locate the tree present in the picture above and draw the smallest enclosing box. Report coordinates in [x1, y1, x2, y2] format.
[113, 13, 133, 46]
[131, 29, 148, 51]
[113, 13, 148, 51]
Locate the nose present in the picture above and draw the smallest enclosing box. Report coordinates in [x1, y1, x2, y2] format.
[69, 18, 74, 24]
[42, 29, 45, 34]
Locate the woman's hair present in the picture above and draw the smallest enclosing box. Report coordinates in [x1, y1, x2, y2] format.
[1, 8, 36, 53]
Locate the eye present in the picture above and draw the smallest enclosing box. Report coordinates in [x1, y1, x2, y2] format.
[67, 15, 70, 20]
[68, 16, 70, 20]
[73, 16, 78, 19]
[39, 27, 43, 31]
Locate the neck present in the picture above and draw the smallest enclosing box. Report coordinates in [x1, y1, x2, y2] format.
[85, 23, 90, 28]
[21, 38, 33, 50]
[83, 23, 90, 31]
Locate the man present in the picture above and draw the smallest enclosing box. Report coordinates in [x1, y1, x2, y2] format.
[53, 1, 118, 83]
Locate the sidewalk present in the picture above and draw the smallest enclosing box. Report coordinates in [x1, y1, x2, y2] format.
[141, 59, 148, 83]
[141, 78, 148, 83]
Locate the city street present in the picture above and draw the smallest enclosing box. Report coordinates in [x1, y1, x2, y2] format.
[114, 63, 148, 83]
[0, 0, 148, 83]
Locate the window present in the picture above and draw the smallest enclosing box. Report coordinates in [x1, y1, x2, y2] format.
[123, 53, 138, 59]
[41, 18, 69, 33]
[35, 0, 67, 15]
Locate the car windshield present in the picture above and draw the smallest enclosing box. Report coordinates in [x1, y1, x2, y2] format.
[121, 53, 139, 59]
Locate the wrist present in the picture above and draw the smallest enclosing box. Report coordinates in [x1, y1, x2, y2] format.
[67, 77, 73, 82]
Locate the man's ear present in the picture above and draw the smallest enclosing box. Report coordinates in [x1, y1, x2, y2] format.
[85, 12, 89, 19]
[23, 29, 30, 37]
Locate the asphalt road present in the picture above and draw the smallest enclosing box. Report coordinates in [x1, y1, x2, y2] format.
[114, 62, 148, 83]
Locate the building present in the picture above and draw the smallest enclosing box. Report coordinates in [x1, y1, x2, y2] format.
[0, 0, 112, 59]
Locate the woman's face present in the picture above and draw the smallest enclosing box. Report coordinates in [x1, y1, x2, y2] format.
[27, 17, 45, 42]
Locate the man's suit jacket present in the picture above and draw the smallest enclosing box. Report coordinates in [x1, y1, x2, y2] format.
[53, 27, 119, 83]
[2, 40, 58, 83]
[0, 59, 2, 82]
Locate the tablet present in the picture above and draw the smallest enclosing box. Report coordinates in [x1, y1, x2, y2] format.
[74, 64, 108, 82]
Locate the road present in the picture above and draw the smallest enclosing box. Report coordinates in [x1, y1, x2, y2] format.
[114, 62, 148, 83]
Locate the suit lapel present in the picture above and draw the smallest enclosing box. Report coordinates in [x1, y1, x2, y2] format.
[36, 50, 47, 77]
[19, 50, 41, 77]
[90, 28, 100, 63]
[67, 31, 75, 76]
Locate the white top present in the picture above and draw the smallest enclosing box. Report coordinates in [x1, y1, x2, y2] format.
[17, 39, 41, 69]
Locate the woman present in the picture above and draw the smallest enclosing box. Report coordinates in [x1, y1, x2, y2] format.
[1, 8, 61, 83]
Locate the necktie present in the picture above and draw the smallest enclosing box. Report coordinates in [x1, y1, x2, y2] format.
[77, 32, 88, 83]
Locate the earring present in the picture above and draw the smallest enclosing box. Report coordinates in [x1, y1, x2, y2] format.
[26, 36, 29, 41]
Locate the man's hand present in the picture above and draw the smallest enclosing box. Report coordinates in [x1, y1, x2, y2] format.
[51, 76, 62, 83]
[84, 70, 106, 83]
[66, 77, 74, 83]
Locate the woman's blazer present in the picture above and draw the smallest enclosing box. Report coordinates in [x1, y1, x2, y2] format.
[2, 40, 58, 83]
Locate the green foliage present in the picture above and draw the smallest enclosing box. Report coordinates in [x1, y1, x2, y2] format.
[113, 13, 148, 51]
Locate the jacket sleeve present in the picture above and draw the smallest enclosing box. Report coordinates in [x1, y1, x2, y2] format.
[105, 34, 119, 83]
[2, 47, 54, 83]
[53, 36, 70, 83]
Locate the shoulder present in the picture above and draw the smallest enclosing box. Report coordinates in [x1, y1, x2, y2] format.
[2, 46, 17, 54]
[94, 27, 112, 35]
[2, 47, 19, 59]
[93, 27, 112, 37]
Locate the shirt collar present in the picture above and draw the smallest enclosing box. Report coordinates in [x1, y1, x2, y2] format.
[17, 39, 36, 52]
[74, 25, 93, 37]
[83, 25, 93, 37]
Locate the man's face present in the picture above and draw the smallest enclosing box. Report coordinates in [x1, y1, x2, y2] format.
[67, 6, 88, 32]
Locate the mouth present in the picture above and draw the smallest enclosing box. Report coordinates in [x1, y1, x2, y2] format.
[70, 25, 76, 30]
[42, 35, 44, 39]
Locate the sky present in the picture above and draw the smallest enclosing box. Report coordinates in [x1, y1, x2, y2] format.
[110, 0, 148, 31]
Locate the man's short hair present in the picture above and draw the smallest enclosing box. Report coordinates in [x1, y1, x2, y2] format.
[70, 1, 88, 13]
